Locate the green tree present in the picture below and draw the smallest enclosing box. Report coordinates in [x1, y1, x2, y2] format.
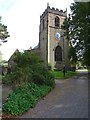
[68, 45, 77, 64]
[62, 2, 90, 66]
[62, 13, 78, 65]
[0, 17, 10, 45]
[0, 51, 2, 62]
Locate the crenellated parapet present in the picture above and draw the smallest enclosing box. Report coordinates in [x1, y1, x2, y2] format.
[40, 6, 67, 21]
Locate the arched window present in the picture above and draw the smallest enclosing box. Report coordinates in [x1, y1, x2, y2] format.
[55, 46, 62, 61]
[55, 16, 60, 27]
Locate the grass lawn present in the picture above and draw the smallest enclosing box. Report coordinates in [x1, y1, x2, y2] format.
[50, 70, 76, 79]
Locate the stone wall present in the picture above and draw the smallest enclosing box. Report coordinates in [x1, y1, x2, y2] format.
[39, 12, 48, 64]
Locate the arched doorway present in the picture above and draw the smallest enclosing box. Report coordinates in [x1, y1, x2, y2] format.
[55, 46, 62, 62]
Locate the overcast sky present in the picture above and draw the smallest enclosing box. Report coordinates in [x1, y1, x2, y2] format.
[0, 0, 74, 61]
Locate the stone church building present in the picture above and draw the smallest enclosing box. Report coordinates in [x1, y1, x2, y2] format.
[9, 5, 70, 70]
[8, 5, 70, 71]
[32, 5, 70, 70]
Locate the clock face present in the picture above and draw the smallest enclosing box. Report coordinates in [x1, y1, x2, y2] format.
[55, 32, 60, 39]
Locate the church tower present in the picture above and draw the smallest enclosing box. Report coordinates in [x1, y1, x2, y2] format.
[39, 5, 69, 69]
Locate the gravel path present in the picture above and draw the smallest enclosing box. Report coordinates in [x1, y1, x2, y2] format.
[19, 70, 88, 118]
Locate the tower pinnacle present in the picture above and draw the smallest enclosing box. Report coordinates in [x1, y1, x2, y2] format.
[47, 2, 49, 7]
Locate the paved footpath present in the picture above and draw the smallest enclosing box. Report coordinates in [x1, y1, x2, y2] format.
[19, 70, 88, 118]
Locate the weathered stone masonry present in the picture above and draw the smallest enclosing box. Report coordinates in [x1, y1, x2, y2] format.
[38, 5, 70, 69]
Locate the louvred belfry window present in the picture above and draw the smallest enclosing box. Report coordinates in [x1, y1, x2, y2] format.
[55, 16, 60, 27]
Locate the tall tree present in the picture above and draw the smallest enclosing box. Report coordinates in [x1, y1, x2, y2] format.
[0, 17, 10, 45]
[0, 51, 2, 62]
[62, 2, 90, 66]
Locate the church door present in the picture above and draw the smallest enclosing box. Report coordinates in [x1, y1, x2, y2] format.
[55, 46, 62, 62]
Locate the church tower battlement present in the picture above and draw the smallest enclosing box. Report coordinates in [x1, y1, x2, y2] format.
[39, 5, 69, 70]
[40, 6, 67, 21]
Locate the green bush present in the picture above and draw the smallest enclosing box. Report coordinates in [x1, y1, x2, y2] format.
[2, 74, 12, 85]
[44, 72, 55, 88]
[32, 64, 55, 87]
[3, 51, 55, 88]
[2, 51, 55, 116]
[32, 72, 45, 85]
[3, 67, 33, 86]
[48, 64, 52, 70]
[3, 83, 52, 116]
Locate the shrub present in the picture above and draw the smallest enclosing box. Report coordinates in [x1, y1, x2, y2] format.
[2, 74, 12, 85]
[3, 51, 55, 88]
[3, 67, 33, 87]
[48, 64, 52, 70]
[2, 51, 55, 116]
[44, 72, 55, 88]
[3, 83, 52, 116]
[32, 64, 55, 87]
